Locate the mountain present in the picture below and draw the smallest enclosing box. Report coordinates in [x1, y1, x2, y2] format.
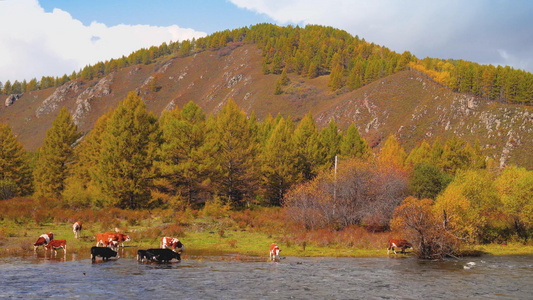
[1, 25, 532, 169]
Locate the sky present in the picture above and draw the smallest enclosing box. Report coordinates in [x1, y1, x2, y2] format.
[1, 0, 533, 84]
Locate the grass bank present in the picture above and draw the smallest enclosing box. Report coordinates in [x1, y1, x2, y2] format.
[1, 198, 532, 259]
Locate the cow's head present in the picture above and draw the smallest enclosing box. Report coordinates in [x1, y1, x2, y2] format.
[175, 240, 184, 250]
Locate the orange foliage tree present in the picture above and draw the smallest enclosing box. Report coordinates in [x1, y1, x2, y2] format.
[390, 196, 461, 259]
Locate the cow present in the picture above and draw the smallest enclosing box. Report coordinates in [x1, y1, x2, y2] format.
[72, 221, 82, 239]
[46, 239, 67, 255]
[95, 232, 130, 248]
[269, 243, 281, 261]
[34, 232, 54, 251]
[90, 246, 118, 262]
[95, 233, 114, 247]
[160, 237, 184, 252]
[104, 232, 131, 247]
[387, 239, 413, 254]
[137, 250, 149, 262]
[145, 248, 181, 263]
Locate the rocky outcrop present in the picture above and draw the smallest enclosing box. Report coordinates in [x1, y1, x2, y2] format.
[72, 74, 113, 125]
[36, 81, 82, 117]
[5, 94, 23, 107]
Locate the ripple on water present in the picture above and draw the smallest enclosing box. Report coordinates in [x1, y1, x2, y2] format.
[1, 255, 532, 298]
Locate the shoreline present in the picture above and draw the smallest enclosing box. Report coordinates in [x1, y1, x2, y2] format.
[1, 221, 532, 259]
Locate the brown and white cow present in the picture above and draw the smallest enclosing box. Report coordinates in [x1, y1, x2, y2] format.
[46, 239, 67, 255]
[387, 239, 413, 254]
[160, 237, 184, 252]
[95, 233, 114, 247]
[34, 232, 54, 251]
[96, 232, 130, 248]
[105, 232, 130, 247]
[72, 221, 82, 239]
[269, 243, 281, 261]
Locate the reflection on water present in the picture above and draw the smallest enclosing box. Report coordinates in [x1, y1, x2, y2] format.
[1, 251, 532, 299]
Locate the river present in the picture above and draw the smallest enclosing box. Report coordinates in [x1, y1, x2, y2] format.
[1, 250, 532, 299]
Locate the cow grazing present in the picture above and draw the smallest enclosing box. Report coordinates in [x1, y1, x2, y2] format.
[34, 232, 54, 251]
[160, 237, 184, 252]
[270, 243, 281, 261]
[145, 248, 181, 263]
[90, 246, 118, 262]
[46, 239, 67, 255]
[72, 221, 82, 239]
[387, 239, 413, 254]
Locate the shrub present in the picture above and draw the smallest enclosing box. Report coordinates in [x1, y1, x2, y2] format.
[284, 158, 408, 230]
[0, 179, 18, 200]
[202, 196, 231, 218]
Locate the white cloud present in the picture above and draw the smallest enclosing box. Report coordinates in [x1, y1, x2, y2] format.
[229, 0, 533, 72]
[0, 0, 206, 83]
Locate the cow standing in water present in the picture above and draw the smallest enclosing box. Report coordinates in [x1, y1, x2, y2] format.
[91, 247, 118, 262]
[73, 221, 82, 239]
[270, 243, 281, 261]
[387, 239, 413, 254]
[34, 232, 54, 251]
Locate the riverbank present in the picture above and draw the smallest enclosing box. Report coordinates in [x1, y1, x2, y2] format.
[1, 215, 532, 259]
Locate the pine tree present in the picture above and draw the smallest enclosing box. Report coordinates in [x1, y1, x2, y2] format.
[293, 113, 323, 181]
[159, 101, 208, 204]
[208, 98, 259, 206]
[377, 134, 407, 170]
[319, 118, 342, 168]
[34, 107, 81, 198]
[328, 64, 344, 91]
[274, 79, 283, 95]
[440, 136, 470, 175]
[62, 111, 111, 206]
[262, 57, 270, 75]
[347, 66, 362, 91]
[280, 67, 289, 85]
[3, 80, 11, 95]
[405, 140, 432, 168]
[339, 123, 370, 160]
[308, 62, 318, 79]
[261, 117, 299, 206]
[0, 122, 32, 197]
[271, 53, 283, 75]
[97, 92, 161, 208]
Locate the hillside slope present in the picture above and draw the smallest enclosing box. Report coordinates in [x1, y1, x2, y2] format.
[1, 43, 532, 168]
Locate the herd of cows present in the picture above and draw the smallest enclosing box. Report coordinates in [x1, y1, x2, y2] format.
[32, 221, 185, 263]
[31, 221, 413, 263]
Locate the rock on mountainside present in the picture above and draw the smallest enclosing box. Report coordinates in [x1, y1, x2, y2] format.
[1, 43, 532, 169]
[4, 94, 23, 107]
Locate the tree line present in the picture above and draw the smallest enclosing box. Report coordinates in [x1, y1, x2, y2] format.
[2, 23, 531, 106]
[2, 91, 484, 207]
[2, 92, 532, 249]
[410, 57, 533, 105]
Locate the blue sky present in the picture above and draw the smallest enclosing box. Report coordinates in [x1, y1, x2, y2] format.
[1, 0, 533, 83]
[39, 0, 274, 33]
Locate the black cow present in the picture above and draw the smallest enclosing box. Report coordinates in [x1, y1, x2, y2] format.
[137, 249, 149, 262]
[91, 246, 118, 262]
[146, 248, 181, 262]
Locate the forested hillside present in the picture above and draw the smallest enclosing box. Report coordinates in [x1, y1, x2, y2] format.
[2, 23, 533, 254]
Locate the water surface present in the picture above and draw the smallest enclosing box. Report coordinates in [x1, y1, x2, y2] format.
[1, 252, 532, 299]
